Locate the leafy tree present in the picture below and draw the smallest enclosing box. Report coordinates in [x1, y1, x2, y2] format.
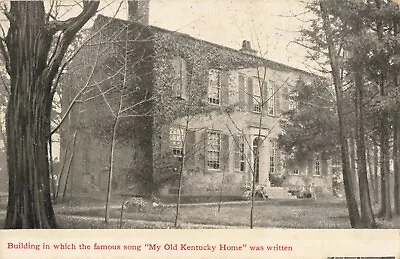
[279, 77, 338, 164]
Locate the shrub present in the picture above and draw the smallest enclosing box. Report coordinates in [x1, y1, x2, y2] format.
[242, 185, 268, 200]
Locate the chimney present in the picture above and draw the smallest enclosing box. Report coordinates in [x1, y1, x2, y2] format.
[240, 40, 257, 56]
[128, 0, 150, 25]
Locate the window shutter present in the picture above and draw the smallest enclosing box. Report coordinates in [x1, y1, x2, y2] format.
[221, 134, 230, 171]
[281, 87, 289, 112]
[275, 86, 281, 115]
[247, 138, 253, 177]
[161, 125, 171, 154]
[171, 57, 181, 97]
[238, 74, 245, 110]
[275, 148, 281, 174]
[247, 77, 254, 112]
[262, 80, 268, 112]
[221, 70, 229, 106]
[198, 130, 208, 171]
[307, 158, 313, 176]
[181, 59, 188, 100]
[321, 159, 328, 176]
[233, 135, 239, 169]
[184, 130, 196, 165]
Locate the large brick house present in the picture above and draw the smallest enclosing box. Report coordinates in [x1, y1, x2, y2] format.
[60, 0, 333, 199]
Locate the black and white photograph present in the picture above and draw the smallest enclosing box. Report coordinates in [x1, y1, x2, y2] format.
[1, 0, 400, 258]
[0, 0, 399, 256]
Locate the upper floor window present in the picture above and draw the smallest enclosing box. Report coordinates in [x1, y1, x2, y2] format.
[314, 157, 321, 176]
[170, 127, 184, 161]
[289, 99, 297, 111]
[208, 69, 221, 105]
[207, 131, 221, 169]
[268, 84, 275, 115]
[252, 77, 262, 113]
[172, 56, 188, 100]
[288, 90, 298, 111]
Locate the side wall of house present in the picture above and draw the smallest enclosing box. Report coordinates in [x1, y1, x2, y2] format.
[59, 16, 155, 198]
[283, 156, 333, 195]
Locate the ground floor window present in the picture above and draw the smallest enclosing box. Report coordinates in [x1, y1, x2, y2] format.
[269, 139, 276, 174]
[314, 157, 321, 176]
[170, 127, 184, 161]
[207, 132, 221, 169]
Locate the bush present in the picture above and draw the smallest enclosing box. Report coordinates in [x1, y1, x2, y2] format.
[269, 174, 286, 187]
[242, 185, 268, 200]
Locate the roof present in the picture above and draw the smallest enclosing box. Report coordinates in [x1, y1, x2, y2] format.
[94, 15, 319, 78]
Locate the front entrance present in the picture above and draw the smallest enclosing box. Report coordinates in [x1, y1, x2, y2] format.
[249, 132, 271, 187]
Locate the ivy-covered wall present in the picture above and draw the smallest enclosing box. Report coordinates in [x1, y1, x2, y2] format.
[60, 15, 155, 198]
[148, 25, 323, 196]
[61, 14, 333, 198]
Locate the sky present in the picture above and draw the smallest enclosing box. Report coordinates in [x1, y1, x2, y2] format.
[0, 0, 313, 71]
[97, 0, 313, 72]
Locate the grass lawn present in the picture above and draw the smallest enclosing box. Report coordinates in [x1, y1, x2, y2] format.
[2, 198, 400, 229]
[54, 198, 365, 229]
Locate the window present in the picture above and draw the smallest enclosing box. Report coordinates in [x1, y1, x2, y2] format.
[207, 132, 221, 169]
[269, 139, 276, 174]
[172, 57, 188, 100]
[288, 99, 297, 111]
[170, 127, 184, 161]
[268, 84, 275, 115]
[288, 90, 298, 111]
[208, 69, 221, 105]
[235, 135, 246, 172]
[292, 169, 299, 175]
[253, 77, 262, 113]
[314, 157, 321, 176]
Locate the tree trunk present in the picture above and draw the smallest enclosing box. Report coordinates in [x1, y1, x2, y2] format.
[61, 130, 78, 201]
[393, 114, 400, 215]
[3, 1, 98, 228]
[174, 144, 185, 228]
[48, 137, 56, 201]
[105, 116, 119, 223]
[366, 141, 374, 201]
[348, 136, 359, 204]
[354, 70, 376, 228]
[373, 141, 380, 204]
[319, 0, 362, 228]
[5, 2, 56, 228]
[376, 77, 392, 219]
[375, 0, 393, 220]
[378, 116, 392, 219]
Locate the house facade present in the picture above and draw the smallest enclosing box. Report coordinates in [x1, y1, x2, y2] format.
[60, 1, 333, 199]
